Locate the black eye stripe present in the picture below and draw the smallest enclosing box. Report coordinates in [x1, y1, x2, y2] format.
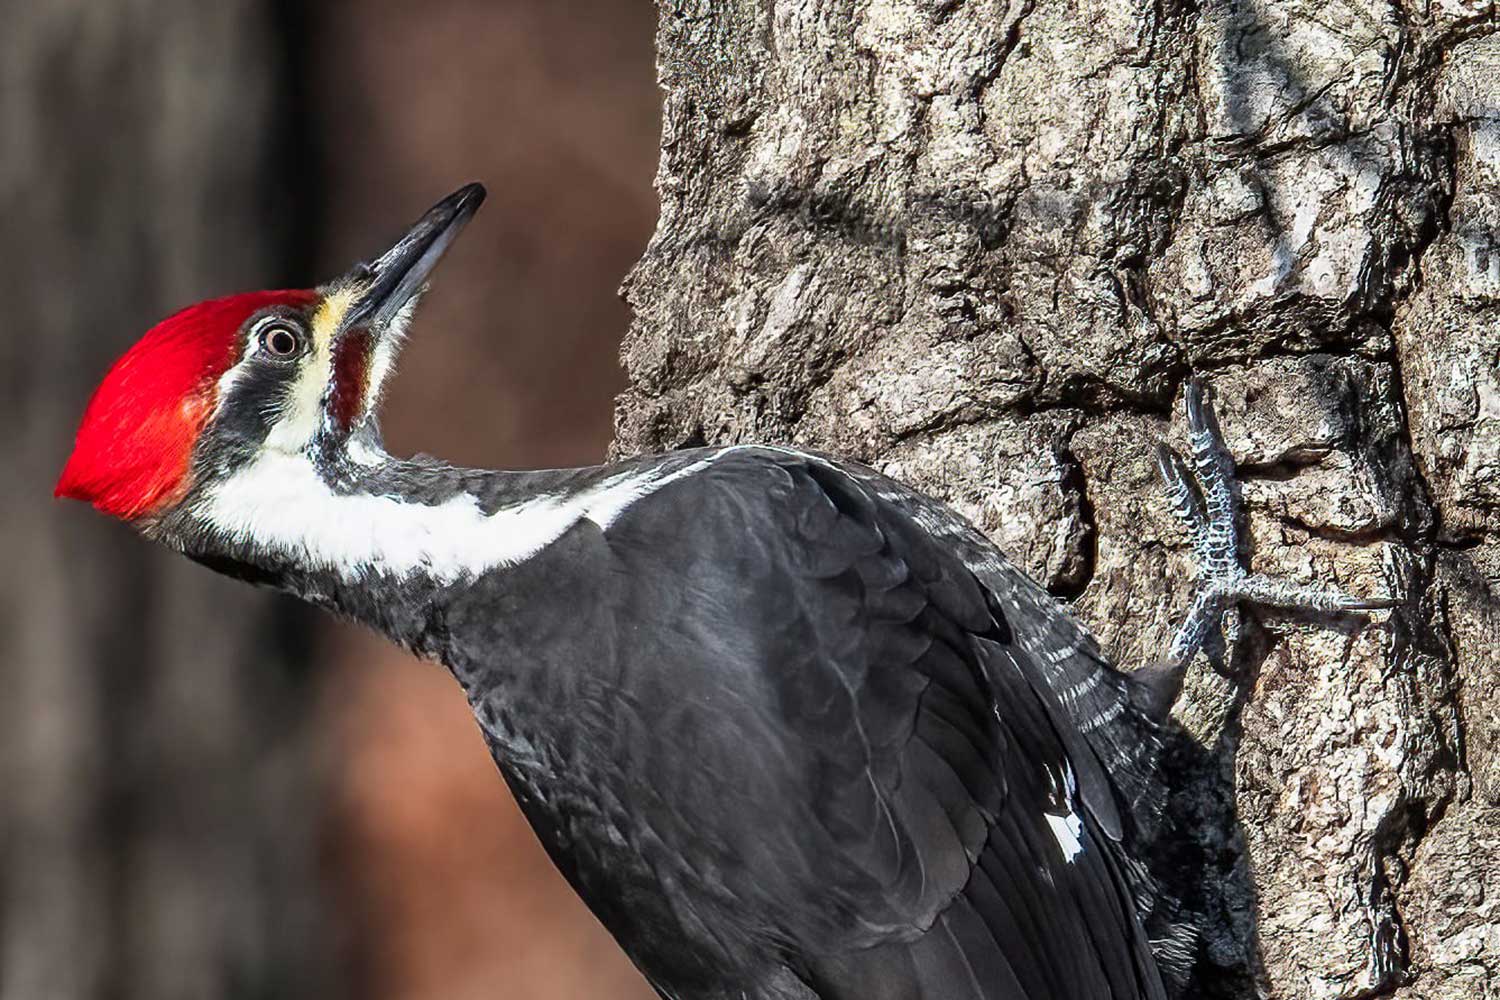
[194, 309, 314, 469]
[210, 358, 302, 451]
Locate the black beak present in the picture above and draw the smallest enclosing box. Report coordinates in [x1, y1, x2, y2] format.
[342, 182, 486, 332]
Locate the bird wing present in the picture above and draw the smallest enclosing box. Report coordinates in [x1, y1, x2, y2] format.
[850, 465, 1171, 849]
[602, 447, 1166, 1000]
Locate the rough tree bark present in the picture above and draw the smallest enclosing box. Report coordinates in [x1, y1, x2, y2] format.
[617, 2, 1499, 997]
[0, 4, 333, 998]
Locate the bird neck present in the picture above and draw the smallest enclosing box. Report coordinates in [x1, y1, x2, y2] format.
[160, 444, 607, 654]
[161, 441, 707, 657]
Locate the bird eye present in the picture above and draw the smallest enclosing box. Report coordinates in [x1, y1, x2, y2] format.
[259, 323, 303, 360]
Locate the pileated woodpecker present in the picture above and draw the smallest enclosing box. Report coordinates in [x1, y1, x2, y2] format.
[57, 184, 1392, 1000]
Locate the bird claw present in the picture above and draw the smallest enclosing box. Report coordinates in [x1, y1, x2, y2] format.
[1158, 378, 1396, 675]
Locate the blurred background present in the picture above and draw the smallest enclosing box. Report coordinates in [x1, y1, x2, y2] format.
[2, 2, 661, 997]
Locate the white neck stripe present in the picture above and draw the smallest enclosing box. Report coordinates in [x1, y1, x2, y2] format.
[196, 447, 741, 584]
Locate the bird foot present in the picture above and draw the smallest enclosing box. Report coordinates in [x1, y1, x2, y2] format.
[1154, 379, 1398, 680]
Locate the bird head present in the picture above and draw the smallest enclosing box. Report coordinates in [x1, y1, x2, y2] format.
[55, 183, 485, 527]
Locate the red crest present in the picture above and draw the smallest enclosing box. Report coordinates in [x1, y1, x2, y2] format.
[55, 289, 317, 519]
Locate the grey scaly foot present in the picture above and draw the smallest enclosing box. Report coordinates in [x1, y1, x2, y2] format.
[1135, 378, 1399, 716]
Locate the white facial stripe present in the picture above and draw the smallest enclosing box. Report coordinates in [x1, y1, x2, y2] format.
[262, 361, 328, 452]
[361, 296, 417, 418]
[197, 447, 744, 583]
[269, 287, 354, 449]
[214, 356, 253, 406]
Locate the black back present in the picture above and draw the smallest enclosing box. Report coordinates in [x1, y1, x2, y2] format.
[436, 448, 1168, 1000]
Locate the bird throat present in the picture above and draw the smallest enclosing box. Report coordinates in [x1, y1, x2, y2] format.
[329, 329, 372, 432]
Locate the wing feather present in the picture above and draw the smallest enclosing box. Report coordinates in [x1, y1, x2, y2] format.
[599, 448, 1167, 999]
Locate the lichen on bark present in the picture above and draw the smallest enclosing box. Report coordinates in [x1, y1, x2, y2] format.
[617, 1, 1500, 996]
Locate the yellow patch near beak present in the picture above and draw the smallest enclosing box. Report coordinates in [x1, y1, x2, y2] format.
[312, 287, 358, 344]
[260, 287, 358, 453]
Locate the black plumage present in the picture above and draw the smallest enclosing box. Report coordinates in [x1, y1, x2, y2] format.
[494, 449, 1165, 998]
[174, 439, 1175, 999]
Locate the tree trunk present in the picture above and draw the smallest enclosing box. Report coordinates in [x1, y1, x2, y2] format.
[617, 2, 1498, 997]
[0, 4, 334, 998]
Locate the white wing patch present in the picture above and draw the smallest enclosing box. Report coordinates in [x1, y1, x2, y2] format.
[1044, 762, 1086, 863]
[1046, 811, 1085, 863]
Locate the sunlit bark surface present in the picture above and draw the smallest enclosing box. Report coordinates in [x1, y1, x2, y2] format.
[618, 3, 1500, 997]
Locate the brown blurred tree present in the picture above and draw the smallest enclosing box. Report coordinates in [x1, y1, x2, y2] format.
[309, 2, 659, 999]
[0, 4, 334, 998]
[617, 3, 1498, 999]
